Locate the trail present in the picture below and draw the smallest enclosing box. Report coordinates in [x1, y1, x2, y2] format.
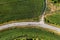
[0, 0, 60, 33]
[0, 12, 60, 33]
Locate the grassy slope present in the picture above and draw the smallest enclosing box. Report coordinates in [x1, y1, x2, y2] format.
[0, 0, 44, 23]
[45, 11, 60, 27]
[0, 27, 60, 40]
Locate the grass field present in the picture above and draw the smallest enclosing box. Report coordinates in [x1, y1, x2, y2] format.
[0, 27, 60, 40]
[45, 11, 60, 27]
[0, 0, 44, 24]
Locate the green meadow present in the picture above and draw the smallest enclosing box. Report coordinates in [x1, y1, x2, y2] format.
[45, 11, 60, 27]
[0, 27, 60, 40]
[0, 0, 44, 24]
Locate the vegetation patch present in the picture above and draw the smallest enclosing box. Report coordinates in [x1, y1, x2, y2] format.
[51, 0, 60, 3]
[0, 0, 45, 24]
[0, 27, 60, 40]
[45, 11, 60, 27]
[51, 0, 60, 7]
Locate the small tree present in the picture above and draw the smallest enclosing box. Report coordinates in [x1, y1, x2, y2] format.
[52, 0, 58, 3]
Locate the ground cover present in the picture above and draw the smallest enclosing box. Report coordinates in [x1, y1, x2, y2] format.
[0, 27, 60, 40]
[0, 0, 45, 24]
[45, 11, 60, 27]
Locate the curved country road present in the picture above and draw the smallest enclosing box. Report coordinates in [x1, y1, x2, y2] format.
[0, 0, 60, 33]
[0, 12, 60, 33]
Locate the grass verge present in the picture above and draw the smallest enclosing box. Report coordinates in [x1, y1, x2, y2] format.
[0, 26, 60, 40]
